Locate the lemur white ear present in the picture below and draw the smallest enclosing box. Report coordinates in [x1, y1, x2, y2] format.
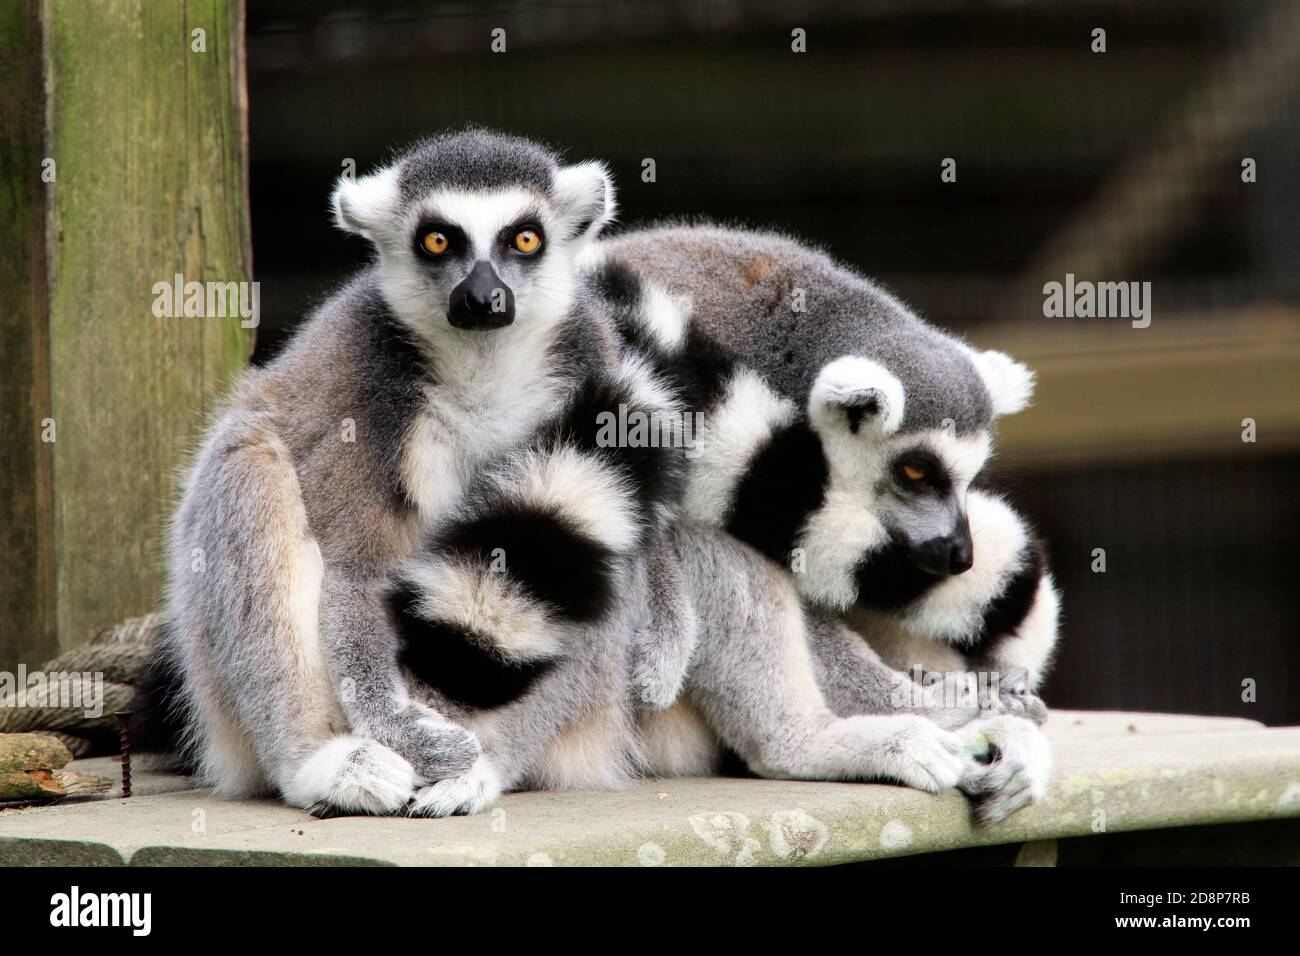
[553, 160, 617, 241]
[331, 165, 399, 241]
[809, 356, 905, 438]
[971, 349, 1036, 416]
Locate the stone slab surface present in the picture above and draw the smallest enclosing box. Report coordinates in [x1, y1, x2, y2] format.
[1, 711, 1296, 866]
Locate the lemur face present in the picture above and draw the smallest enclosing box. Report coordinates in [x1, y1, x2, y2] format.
[330, 131, 614, 345]
[796, 353, 1030, 612]
[869, 427, 990, 577]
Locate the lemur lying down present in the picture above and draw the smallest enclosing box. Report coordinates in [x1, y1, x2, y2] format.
[601, 225, 1059, 708]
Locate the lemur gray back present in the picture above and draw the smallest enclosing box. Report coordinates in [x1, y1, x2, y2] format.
[606, 224, 994, 434]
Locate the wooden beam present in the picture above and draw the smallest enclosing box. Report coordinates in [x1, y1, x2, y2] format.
[0, 0, 252, 667]
[0, 0, 56, 671]
[977, 308, 1300, 469]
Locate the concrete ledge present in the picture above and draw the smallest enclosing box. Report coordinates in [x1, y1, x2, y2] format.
[2, 711, 1298, 866]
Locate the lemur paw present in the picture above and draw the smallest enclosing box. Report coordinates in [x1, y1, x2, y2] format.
[979, 669, 1049, 726]
[909, 671, 984, 730]
[378, 705, 481, 783]
[283, 735, 418, 817]
[407, 757, 502, 817]
[632, 665, 686, 711]
[958, 715, 1052, 825]
[868, 714, 969, 793]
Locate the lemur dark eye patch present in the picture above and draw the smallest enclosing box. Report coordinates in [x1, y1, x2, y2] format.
[413, 219, 466, 258]
[892, 449, 951, 493]
[498, 216, 545, 249]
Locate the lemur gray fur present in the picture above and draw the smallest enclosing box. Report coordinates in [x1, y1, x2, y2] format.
[601, 225, 1060, 704]
[593, 227, 1059, 818]
[140, 130, 989, 820]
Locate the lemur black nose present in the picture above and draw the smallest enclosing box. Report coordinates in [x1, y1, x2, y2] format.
[908, 525, 974, 577]
[907, 537, 954, 577]
[947, 514, 975, 575]
[448, 260, 514, 330]
[948, 535, 974, 575]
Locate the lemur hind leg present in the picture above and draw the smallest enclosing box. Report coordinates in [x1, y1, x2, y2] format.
[168, 413, 430, 815]
[673, 526, 973, 793]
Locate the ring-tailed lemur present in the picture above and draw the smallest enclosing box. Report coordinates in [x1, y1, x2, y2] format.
[139, 130, 637, 815]
[597, 228, 1059, 820]
[602, 225, 1060, 697]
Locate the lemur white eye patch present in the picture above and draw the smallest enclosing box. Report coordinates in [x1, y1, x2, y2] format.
[418, 188, 545, 256]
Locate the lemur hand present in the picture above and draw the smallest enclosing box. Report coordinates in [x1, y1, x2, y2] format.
[376, 704, 481, 783]
[958, 714, 1052, 825]
[979, 667, 1049, 726]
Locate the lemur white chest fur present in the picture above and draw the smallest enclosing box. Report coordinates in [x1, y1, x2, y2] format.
[401, 328, 571, 522]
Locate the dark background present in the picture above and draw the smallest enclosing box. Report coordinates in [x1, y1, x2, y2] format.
[244, 0, 1300, 724]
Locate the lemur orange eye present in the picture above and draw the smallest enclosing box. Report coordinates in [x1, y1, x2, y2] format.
[421, 231, 448, 255]
[513, 229, 541, 254]
[902, 463, 928, 482]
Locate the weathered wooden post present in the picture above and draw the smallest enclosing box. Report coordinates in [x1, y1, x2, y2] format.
[0, 0, 252, 670]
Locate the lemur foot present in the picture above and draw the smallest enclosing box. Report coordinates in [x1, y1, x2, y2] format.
[283, 735, 418, 817]
[376, 705, 481, 782]
[958, 715, 1051, 825]
[979, 669, 1049, 726]
[861, 714, 970, 793]
[407, 757, 502, 817]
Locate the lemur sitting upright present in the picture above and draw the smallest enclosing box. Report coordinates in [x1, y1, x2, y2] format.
[141, 130, 633, 816]
[602, 225, 1060, 705]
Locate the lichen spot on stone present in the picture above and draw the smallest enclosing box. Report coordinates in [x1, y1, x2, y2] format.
[880, 819, 913, 850]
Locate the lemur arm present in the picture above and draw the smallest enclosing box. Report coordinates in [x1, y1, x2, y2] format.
[853, 490, 1060, 723]
[671, 525, 974, 793]
[803, 611, 980, 731]
[317, 570, 481, 785]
